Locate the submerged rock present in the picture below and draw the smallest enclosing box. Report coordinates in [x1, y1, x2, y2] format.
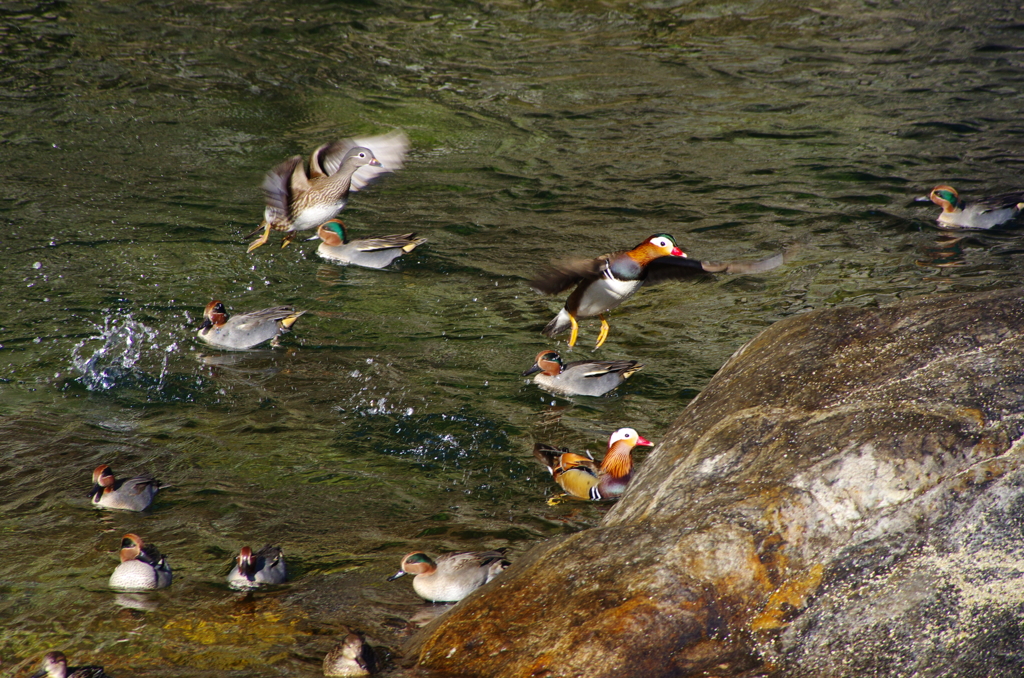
[405, 288, 1024, 677]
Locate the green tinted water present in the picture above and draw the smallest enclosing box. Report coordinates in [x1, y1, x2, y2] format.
[3, 0, 1024, 674]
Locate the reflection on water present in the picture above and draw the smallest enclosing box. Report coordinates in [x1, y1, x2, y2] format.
[3, 0, 1024, 674]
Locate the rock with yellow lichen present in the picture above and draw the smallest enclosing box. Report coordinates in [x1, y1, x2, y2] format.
[404, 288, 1024, 677]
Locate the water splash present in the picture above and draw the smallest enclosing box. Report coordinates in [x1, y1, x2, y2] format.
[69, 313, 178, 395]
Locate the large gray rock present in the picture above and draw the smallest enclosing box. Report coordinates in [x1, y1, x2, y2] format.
[406, 288, 1024, 677]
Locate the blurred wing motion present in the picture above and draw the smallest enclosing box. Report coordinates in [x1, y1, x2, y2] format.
[529, 257, 606, 295]
[316, 130, 410, 192]
[644, 246, 797, 286]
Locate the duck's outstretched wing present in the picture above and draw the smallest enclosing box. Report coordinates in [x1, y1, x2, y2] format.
[261, 155, 302, 222]
[530, 257, 606, 295]
[644, 247, 796, 286]
[316, 130, 410, 191]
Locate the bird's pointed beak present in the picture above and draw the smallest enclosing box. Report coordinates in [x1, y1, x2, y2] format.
[306, 234, 321, 241]
[387, 570, 406, 582]
[913, 195, 932, 203]
[670, 247, 685, 257]
[521, 364, 542, 377]
[369, 158, 382, 167]
[636, 435, 654, 446]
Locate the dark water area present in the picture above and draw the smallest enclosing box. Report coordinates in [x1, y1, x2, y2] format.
[2, 0, 1024, 674]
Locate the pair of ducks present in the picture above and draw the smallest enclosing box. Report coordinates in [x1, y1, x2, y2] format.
[106, 533, 286, 592]
[379, 430, 654, 615]
[32, 634, 378, 678]
[519, 231, 788, 398]
[246, 130, 426, 263]
[389, 430, 659, 600]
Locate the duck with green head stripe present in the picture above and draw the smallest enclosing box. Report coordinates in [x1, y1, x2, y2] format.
[313, 218, 425, 269]
[924, 184, 1024, 229]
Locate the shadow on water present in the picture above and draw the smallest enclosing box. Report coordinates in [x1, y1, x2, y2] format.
[3, 0, 1024, 674]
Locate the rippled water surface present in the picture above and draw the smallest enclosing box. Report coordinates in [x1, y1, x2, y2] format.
[3, 0, 1024, 674]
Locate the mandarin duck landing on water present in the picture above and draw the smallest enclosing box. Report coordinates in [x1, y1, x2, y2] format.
[196, 300, 305, 350]
[323, 631, 379, 677]
[522, 349, 642, 397]
[387, 550, 509, 602]
[89, 464, 160, 511]
[227, 545, 287, 589]
[531, 234, 789, 349]
[533, 427, 653, 502]
[108, 533, 172, 591]
[312, 219, 426, 269]
[30, 651, 109, 678]
[247, 130, 410, 253]
[920, 184, 1024, 229]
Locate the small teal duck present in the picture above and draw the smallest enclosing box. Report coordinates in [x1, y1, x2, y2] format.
[532, 234, 787, 348]
[248, 130, 410, 252]
[924, 184, 1024, 229]
[522, 349, 642, 397]
[108, 533, 172, 591]
[323, 631, 378, 677]
[314, 219, 426, 269]
[196, 300, 305, 350]
[533, 427, 653, 501]
[30, 651, 108, 678]
[387, 550, 509, 602]
[89, 464, 159, 511]
[227, 545, 287, 589]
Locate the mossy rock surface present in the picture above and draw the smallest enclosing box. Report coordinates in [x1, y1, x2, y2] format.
[406, 288, 1024, 677]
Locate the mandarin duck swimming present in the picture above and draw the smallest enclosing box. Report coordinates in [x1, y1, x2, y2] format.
[533, 427, 653, 501]
[531, 234, 788, 349]
[922, 184, 1024, 229]
[108, 533, 172, 591]
[247, 130, 410, 252]
[196, 300, 305, 350]
[30, 651, 108, 678]
[89, 464, 160, 511]
[522, 349, 642, 397]
[313, 219, 426, 269]
[227, 545, 287, 589]
[387, 550, 509, 602]
[323, 631, 379, 677]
